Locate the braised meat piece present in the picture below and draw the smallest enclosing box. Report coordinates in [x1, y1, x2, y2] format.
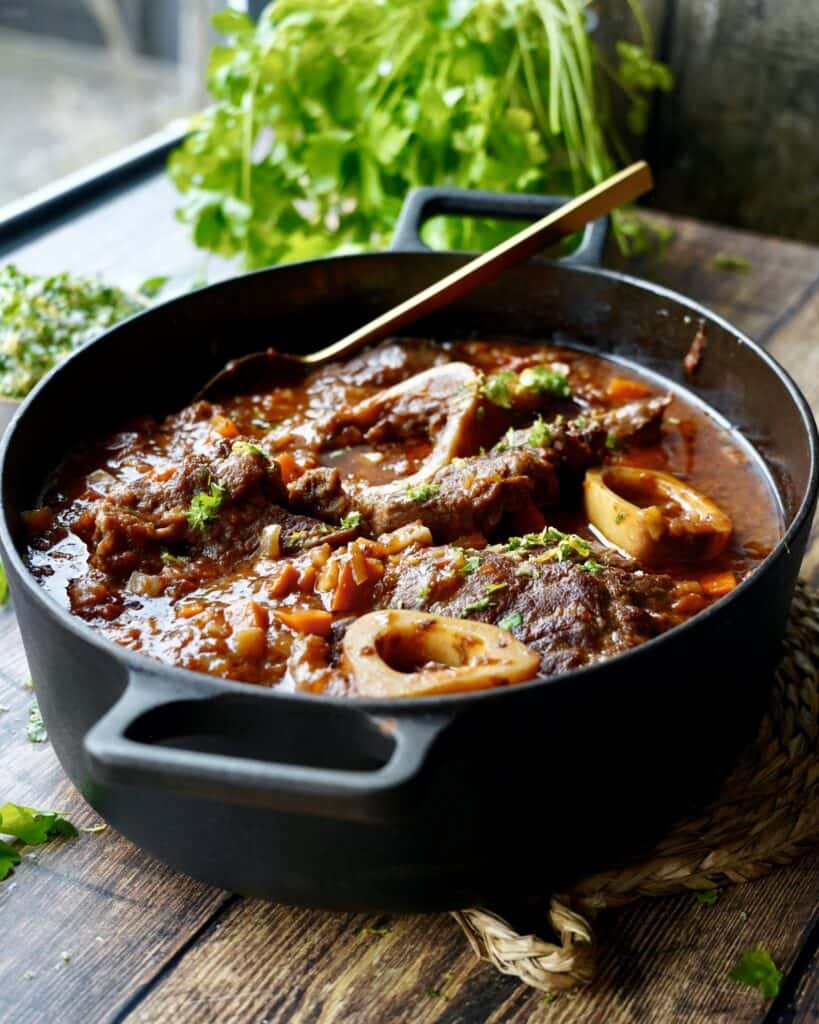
[373, 546, 678, 675]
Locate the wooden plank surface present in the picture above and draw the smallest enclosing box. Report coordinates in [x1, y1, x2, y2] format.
[0, 179, 817, 1023]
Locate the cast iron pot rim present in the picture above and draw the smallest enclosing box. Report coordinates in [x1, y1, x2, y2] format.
[1, 252, 817, 714]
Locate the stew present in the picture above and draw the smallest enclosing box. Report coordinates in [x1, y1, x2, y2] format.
[24, 338, 782, 697]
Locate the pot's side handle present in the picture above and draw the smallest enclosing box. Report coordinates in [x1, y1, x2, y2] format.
[390, 186, 608, 267]
[83, 669, 452, 823]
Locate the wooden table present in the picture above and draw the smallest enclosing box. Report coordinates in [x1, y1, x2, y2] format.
[0, 168, 817, 1024]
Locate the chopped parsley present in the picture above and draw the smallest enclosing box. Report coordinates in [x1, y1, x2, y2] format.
[360, 926, 390, 936]
[0, 562, 7, 606]
[695, 888, 720, 907]
[161, 549, 189, 567]
[482, 371, 517, 409]
[26, 700, 47, 743]
[581, 558, 605, 573]
[494, 427, 519, 453]
[515, 562, 540, 578]
[460, 555, 481, 576]
[605, 432, 623, 451]
[340, 511, 362, 530]
[527, 415, 551, 447]
[498, 611, 522, 632]
[186, 481, 225, 529]
[0, 264, 144, 399]
[405, 482, 440, 502]
[484, 582, 507, 594]
[614, 511, 626, 524]
[729, 948, 783, 1000]
[0, 840, 20, 881]
[518, 365, 572, 398]
[231, 440, 266, 459]
[463, 597, 493, 615]
[713, 252, 752, 273]
[506, 526, 591, 563]
[426, 988, 448, 1001]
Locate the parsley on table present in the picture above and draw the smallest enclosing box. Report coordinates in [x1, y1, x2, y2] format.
[0, 562, 7, 606]
[186, 481, 225, 529]
[340, 511, 362, 530]
[729, 948, 783, 1000]
[713, 252, 752, 273]
[137, 275, 169, 298]
[26, 700, 47, 743]
[498, 612, 522, 632]
[0, 264, 144, 399]
[695, 888, 720, 906]
[0, 803, 78, 882]
[406, 482, 440, 502]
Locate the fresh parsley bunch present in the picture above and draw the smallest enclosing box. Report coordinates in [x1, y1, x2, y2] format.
[168, 0, 671, 269]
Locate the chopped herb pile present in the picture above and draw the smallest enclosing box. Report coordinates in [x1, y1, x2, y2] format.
[168, 2, 671, 269]
[528, 415, 552, 447]
[483, 366, 572, 409]
[340, 510, 362, 529]
[187, 481, 226, 529]
[0, 802, 77, 881]
[507, 526, 591, 563]
[729, 948, 783, 1000]
[0, 264, 143, 399]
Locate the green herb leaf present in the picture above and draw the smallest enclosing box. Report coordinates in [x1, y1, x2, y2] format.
[605, 432, 623, 451]
[498, 611, 522, 632]
[26, 699, 47, 743]
[460, 555, 480, 576]
[231, 440, 266, 459]
[695, 888, 720, 907]
[729, 948, 783, 1000]
[614, 511, 626, 524]
[426, 988, 448, 1001]
[360, 926, 390, 936]
[713, 252, 752, 273]
[137, 276, 169, 299]
[160, 549, 189, 567]
[463, 597, 493, 615]
[186, 481, 225, 529]
[406, 482, 440, 502]
[0, 802, 77, 845]
[0, 562, 7, 606]
[507, 526, 591, 564]
[581, 558, 605, 573]
[0, 839, 21, 880]
[485, 582, 507, 594]
[527, 415, 552, 448]
[482, 372, 517, 409]
[0, 264, 143, 399]
[168, 3, 671, 270]
[340, 511, 362, 530]
[519, 365, 571, 399]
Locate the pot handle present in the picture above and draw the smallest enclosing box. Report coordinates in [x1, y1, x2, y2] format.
[83, 669, 452, 823]
[390, 186, 609, 267]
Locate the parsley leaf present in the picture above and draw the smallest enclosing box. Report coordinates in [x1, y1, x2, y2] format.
[581, 558, 605, 573]
[0, 839, 21, 880]
[340, 511, 362, 529]
[519, 365, 572, 399]
[460, 555, 481, 576]
[695, 888, 720, 906]
[137, 275, 169, 299]
[507, 526, 591, 563]
[186, 481, 225, 529]
[713, 252, 752, 273]
[498, 611, 522, 632]
[231, 440, 266, 459]
[463, 597, 494, 615]
[0, 803, 78, 845]
[605, 432, 623, 451]
[485, 582, 507, 594]
[527, 415, 552, 447]
[729, 948, 783, 1000]
[0, 562, 7, 606]
[26, 699, 47, 743]
[482, 372, 517, 409]
[406, 482, 440, 502]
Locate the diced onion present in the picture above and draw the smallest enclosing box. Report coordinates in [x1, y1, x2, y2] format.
[259, 523, 282, 559]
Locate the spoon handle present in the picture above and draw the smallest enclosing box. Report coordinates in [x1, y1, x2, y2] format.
[302, 161, 653, 365]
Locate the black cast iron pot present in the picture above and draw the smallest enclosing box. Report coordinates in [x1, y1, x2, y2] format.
[1, 189, 816, 915]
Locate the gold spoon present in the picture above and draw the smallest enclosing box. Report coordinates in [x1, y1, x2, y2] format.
[199, 161, 653, 399]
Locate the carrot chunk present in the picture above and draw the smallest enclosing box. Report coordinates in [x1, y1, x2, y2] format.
[606, 377, 652, 401]
[276, 452, 302, 484]
[275, 608, 333, 637]
[700, 571, 737, 597]
[267, 563, 300, 599]
[211, 414, 239, 438]
[671, 593, 709, 614]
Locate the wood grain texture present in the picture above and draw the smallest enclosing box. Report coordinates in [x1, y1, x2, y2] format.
[651, 0, 819, 244]
[0, 179, 817, 1022]
[0, 608, 232, 1024]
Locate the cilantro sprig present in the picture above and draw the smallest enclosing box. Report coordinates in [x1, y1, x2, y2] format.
[168, 2, 670, 269]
